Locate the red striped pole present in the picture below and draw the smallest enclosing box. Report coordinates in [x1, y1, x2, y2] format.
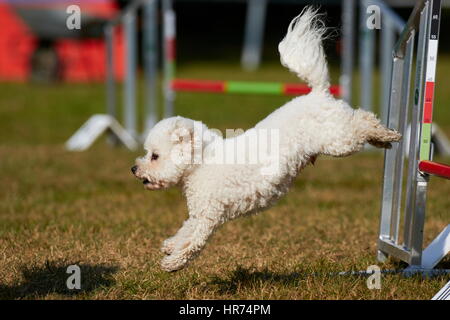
[172, 79, 341, 96]
[419, 160, 450, 180]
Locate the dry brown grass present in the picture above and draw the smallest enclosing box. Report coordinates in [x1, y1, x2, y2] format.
[0, 144, 449, 300]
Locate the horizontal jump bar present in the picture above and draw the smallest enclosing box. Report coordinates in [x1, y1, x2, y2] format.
[419, 160, 450, 180]
[171, 79, 341, 96]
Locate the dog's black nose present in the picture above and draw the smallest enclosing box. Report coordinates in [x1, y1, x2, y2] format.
[131, 165, 138, 174]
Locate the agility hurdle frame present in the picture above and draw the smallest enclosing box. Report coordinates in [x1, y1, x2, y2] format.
[377, 0, 450, 272]
[102, 0, 353, 141]
[66, 0, 153, 151]
[69, 0, 344, 149]
[105, 0, 161, 139]
[160, 0, 341, 125]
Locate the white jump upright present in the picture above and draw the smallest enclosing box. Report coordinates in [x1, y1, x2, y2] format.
[432, 279, 450, 300]
[162, 0, 176, 119]
[340, 0, 355, 105]
[377, 0, 450, 273]
[358, 0, 405, 119]
[67, 0, 154, 151]
[143, 0, 159, 136]
[241, 0, 268, 71]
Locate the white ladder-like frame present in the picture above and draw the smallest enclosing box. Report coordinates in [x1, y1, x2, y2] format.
[377, 0, 450, 272]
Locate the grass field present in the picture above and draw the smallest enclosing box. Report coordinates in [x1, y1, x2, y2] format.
[0, 57, 449, 300]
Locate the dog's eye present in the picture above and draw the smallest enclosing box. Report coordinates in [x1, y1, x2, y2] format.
[151, 153, 159, 161]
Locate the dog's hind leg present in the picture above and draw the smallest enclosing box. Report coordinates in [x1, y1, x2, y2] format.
[160, 217, 217, 272]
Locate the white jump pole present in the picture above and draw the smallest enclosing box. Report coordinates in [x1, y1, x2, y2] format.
[162, 0, 176, 118]
[143, 0, 159, 137]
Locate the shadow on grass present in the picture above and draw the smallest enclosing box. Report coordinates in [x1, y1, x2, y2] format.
[209, 266, 308, 295]
[209, 258, 450, 295]
[0, 260, 119, 299]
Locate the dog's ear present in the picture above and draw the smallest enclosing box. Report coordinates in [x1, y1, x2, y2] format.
[171, 118, 194, 145]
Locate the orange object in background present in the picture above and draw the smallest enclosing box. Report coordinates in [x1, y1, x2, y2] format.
[0, 1, 124, 82]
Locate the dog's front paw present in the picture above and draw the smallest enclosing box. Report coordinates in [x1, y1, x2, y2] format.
[161, 254, 189, 272]
[160, 238, 176, 255]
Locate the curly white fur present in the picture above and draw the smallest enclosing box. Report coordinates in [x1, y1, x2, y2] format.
[278, 6, 330, 92]
[132, 7, 401, 272]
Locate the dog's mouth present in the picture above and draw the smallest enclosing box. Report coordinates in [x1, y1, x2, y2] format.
[141, 178, 164, 190]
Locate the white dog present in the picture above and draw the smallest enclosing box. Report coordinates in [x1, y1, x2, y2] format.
[132, 7, 401, 272]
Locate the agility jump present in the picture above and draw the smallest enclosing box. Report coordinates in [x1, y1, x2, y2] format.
[160, 0, 341, 120]
[377, 0, 450, 273]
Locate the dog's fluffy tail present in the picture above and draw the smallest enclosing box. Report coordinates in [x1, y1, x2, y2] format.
[278, 6, 330, 93]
